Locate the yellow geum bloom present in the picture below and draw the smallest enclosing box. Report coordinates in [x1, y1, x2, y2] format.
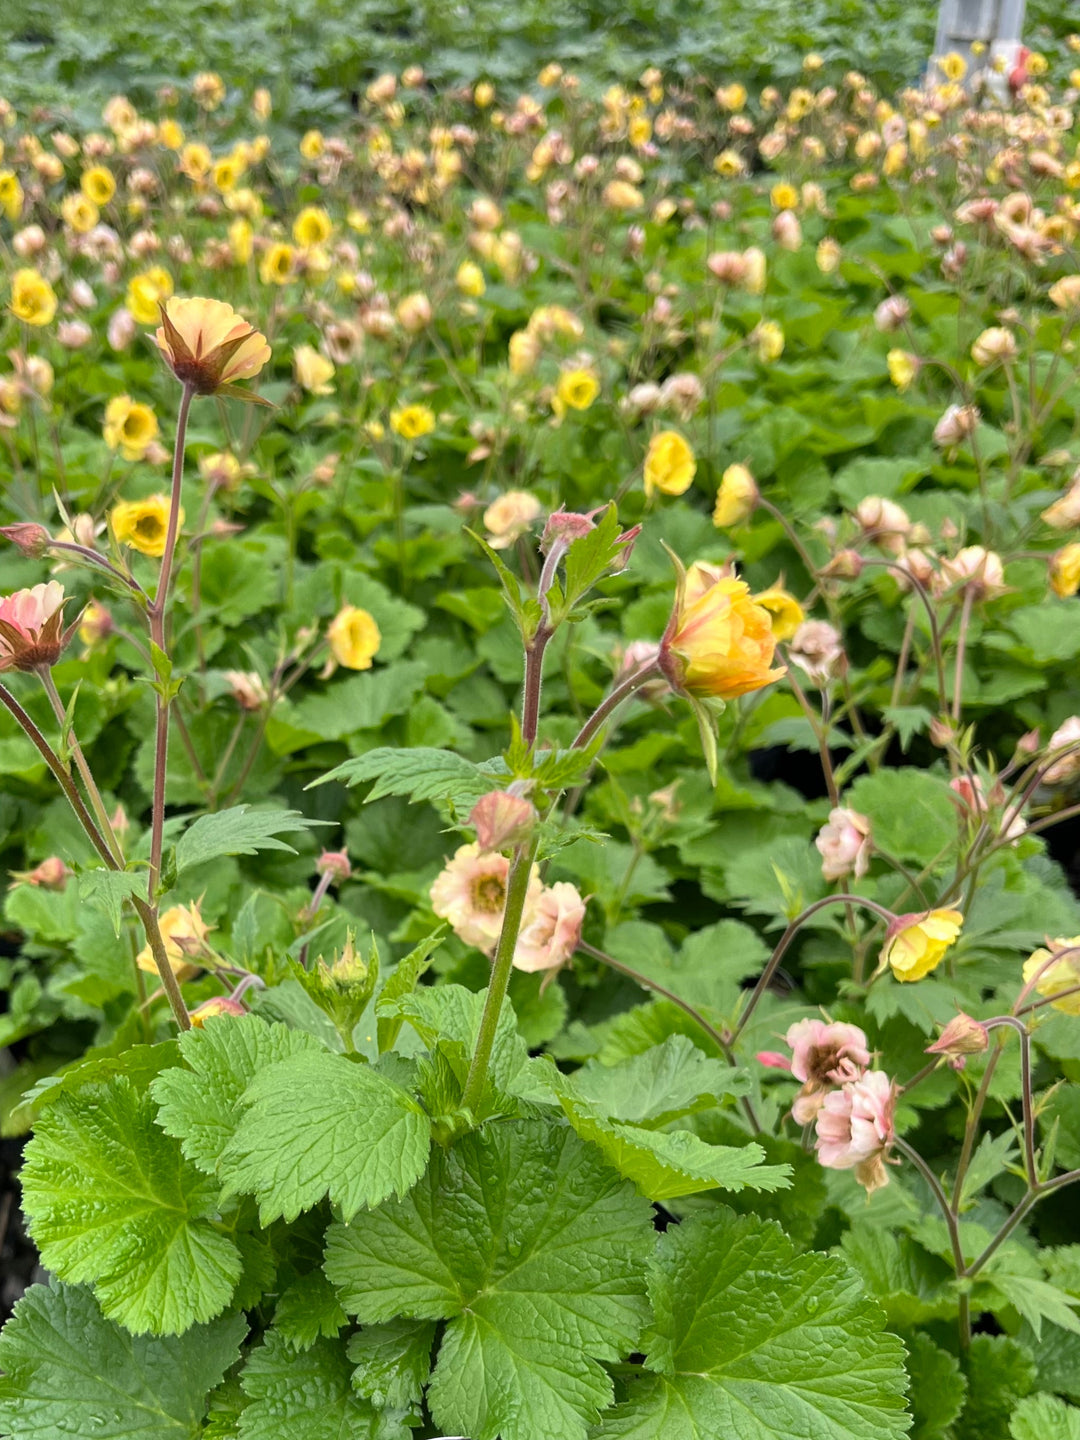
[389, 404, 436, 440]
[770, 181, 799, 210]
[61, 192, 99, 233]
[228, 218, 253, 264]
[155, 296, 271, 397]
[212, 156, 242, 193]
[292, 205, 332, 248]
[81, 165, 116, 206]
[158, 118, 184, 150]
[556, 368, 600, 412]
[10, 269, 57, 326]
[753, 586, 805, 641]
[103, 395, 159, 460]
[1051, 544, 1080, 598]
[644, 430, 696, 497]
[456, 260, 486, 297]
[509, 330, 541, 375]
[713, 463, 759, 528]
[327, 605, 381, 671]
[179, 142, 212, 181]
[293, 344, 335, 394]
[126, 266, 174, 325]
[136, 902, 211, 980]
[661, 563, 785, 700]
[111, 494, 183, 557]
[887, 349, 918, 392]
[753, 320, 785, 363]
[1023, 937, 1080, 1015]
[259, 242, 295, 286]
[0, 170, 24, 221]
[299, 129, 325, 160]
[883, 909, 963, 982]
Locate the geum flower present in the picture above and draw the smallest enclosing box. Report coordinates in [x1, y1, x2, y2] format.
[155, 296, 271, 401]
[0, 582, 71, 671]
[659, 559, 785, 701]
[814, 1070, 897, 1194]
[786, 1017, 871, 1123]
[882, 908, 964, 982]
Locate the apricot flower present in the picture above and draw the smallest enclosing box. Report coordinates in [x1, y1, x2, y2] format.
[155, 296, 271, 398]
[660, 561, 785, 700]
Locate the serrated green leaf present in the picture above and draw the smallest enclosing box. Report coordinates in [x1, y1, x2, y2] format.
[78, 867, 145, 935]
[905, 1332, 967, 1440]
[347, 1318, 436, 1412]
[151, 1014, 325, 1174]
[20, 1077, 242, 1335]
[987, 1269, 1080, 1341]
[313, 745, 490, 805]
[239, 1330, 401, 1440]
[21, 1040, 179, 1118]
[838, 1223, 954, 1329]
[845, 768, 955, 867]
[572, 1036, 749, 1127]
[325, 1118, 654, 1440]
[959, 1128, 1019, 1208]
[375, 926, 446, 1053]
[1010, 1394, 1080, 1440]
[593, 1208, 910, 1440]
[273, 1271, 348, 1351]
[0, 1283, 246, 1439]
[955, 1335, 1036, 1440]
[174, 805, 318, 880]
[219, 1049, 431, 1223]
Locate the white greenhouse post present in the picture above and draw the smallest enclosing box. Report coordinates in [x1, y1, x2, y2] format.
[930, 0, 1028, 86]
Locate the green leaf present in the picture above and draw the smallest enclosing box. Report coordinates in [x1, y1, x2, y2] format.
[845, 767, 956, 866]
[959, 1129, 1019, 1209]
[219, 1049, 431, 1223]
[238, 1330, 398, 1440]
[1011, 1394, 1080, 1440]
[0, 1283, 246, 1439]
[314, 745, 491, 806]
[594, 1208, 910, 1440]
[905, 1332, 966, 1440]
[838, 1223, 954, 1329]
[571, 1036, 749, 1127]
[78, 867, 145, 935]
[325, 1118, 654, 1440]
[19, 1077, 243, 1335]
[151, 1014, 326, 1174]
[286, 663, 428, 742]
[272, 1271, 348, 1351]
[954, 1335, 1036, 1440]
[987, 1269, 1080, 1341]
[174, 805, 318, 879]
[347, 1318, 437, 1412]
[375, 926, 446, 1053]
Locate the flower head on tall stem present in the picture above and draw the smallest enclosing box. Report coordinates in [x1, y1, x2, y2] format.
[659, 556, 785, 700]
[882, 908, 964, 982]
[814, 1069, 897, 1193]
[0, 583, 70, 671]
[155, 296, 271, 401]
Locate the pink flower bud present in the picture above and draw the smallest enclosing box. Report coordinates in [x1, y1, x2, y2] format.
[757, 1050, 793, 1071]
[926, 1012, 989, 1069]
[10, 856, 71, 890]
[0, 523, 50, 557]
[469, 791, 536, 852]
[933, 403, 979, 449]
[541, 509, 595, 552]
[315, 849, 351, 882]
[873, 296, 910, 332]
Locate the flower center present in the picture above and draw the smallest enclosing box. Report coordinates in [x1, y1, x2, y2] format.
[134, 514, 164, 542]
[472, 874, 506, 914]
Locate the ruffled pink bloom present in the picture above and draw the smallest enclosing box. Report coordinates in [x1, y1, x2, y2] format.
[815, 808, 872, 882]
[814, 1070, 897, 1193]
[514, 881, 586, 973]
[786, 1017, 871, 1123]
[0, 581, 67, 671]
[430, 843, 541, 955]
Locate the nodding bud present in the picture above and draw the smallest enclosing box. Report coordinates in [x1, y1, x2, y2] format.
[469, 790, 537, 852]
[315, 849, 351, 882]
[929, 716, 956, 747]
[926, 1012, 989, 1069]
[0, 523, 50, 557]
[1016, 728, 1041, 757]
[190, 996, 246, 1027]
[821, 549, 864, 579]
[541, 509, 595, 552]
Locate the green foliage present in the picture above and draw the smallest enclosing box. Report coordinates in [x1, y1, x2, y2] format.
[238, 1330, 400, 1440]
[173, 805, 320, 880]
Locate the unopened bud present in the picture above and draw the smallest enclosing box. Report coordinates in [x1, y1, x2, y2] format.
[1016, 728, 1041, 757]
[929, 715, 956, 747]
[469, 790, 536, 851]
[822, 549, 863, 579]
[541, 509, 594, 552]
[315, 848, 351, 882]
[0, 523, 50, 557]
[926, 1012, 989, 1069]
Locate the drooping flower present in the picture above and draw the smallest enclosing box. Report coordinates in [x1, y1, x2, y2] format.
[126, 266, 174, 325]
[223, 670, 269, 710]
[514, 881, 586, 973]
[136, 902, 213, 980]
[787, 1017, 871, 1123]
[887, 349, 918, 391]
[111, 495, 183, 558]
[926, 1012, 990, 1068]
[103, 395, 159, 460]
[327, 605, 381, 671]
[190, 996, 246, 1026]
[643, 431, 696, 497]
[815, 808, 873, 882]
[712, 463, 759, 528]
[814, 1070, 897, 1193]
[555, 367, 600, 412]
[788, 620, 844, 685]
[9, 855, 71, 889]
[155, 296, 271, 398]
[1023, 936, 1080, 1015]
[882, 908, 964, 982]
[469, 791, 536, 852]
[0, 582, 68, 671]
[940, 545, 1006, 599]
[10, 269, 57, 326]
[1045, 718, 1080, 784]
[971, 326, 1017, 367]
[753, 586, 804, 641]
[660, 562, 785, 701]
[430, 842, 542, 954]
[1050, 544, 1080, 598]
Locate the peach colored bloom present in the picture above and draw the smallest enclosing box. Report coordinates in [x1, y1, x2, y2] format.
[788, 1017, 871, 1124]
[0, 582, 67, 671]
[136, 902, 213, 980]
[483, 490, 542, 549]
[430, 843, 542, 955]
[815, 808, 872, 882]
[1045, 717, 1080, 784]
[155, 296, 270, 396]
[514, 881, 586, 973]
[661, 563, 784, 700]
[814, 1070, 897, 1193]
[469, 791, 536, 852]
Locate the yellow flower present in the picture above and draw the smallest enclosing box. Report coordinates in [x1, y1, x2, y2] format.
[1023, 937, 1080, 1014]
[602, 180, 644, 211]
[1051, 544, 1080, 598]
[474, 81, 495, 108]
[0, 170, 24, 221]
[259, 242, 295, 286]
[10, 269, 57, 326]
[753, 586, 805, 640]
[81, 165, 116, 206]
[1049, 276, 1080, 310]
[212, 156, 242, 193]
[556, 368, 600, 412]
[888, 349, 918, 391]
[159, 118, 184, 150]
[293, 344, 335, 394]
[713, 463, 759, 527]
[644, 430, 696, 497]
[136, 902, 212, 980]
[713, 150, 746, 178]
[389, 404, 436, 440]
[111, 494, 183, 557]
[939, 51, 967, 82]
[179, 143, 212, 181]
[770, 181, 799, 210]
[327, 605, 381, 670]
[193, 71, 226, 110]
[662, 563, 785, 700]
[155, 296, 271, 397]
[716, 83, 747, 112]
[456, 260, 486, 297]
[103, 396, 159, 460]
[753, 320, 785, 363]
[509, 330, 541, 375]
[228, 218, 253, 264]
[292, 205, 332, 248]
[299, 129, 325, 160]
[816, 238, 841, 273]
[126, 266, 174, 325]
[883, 909, 963, 982]
[61, 192, 99, 233]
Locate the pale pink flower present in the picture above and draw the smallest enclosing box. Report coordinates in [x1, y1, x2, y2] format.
[483, 490, 542, 550]
[815, 807, 873, 882]
[873, 296, 910, 332]
[514, 881, 586, 973]
[430, 842, 542, 954]
[854, 495, 910, 555]
[788, 620, 844, 686]
[0, 582, 67, 671]
[223, 669, 268, 710]
[933, 403, 979, 449]
[814, 1070, 896, 1193]
[469, 790, 536, 852]
[940, 545, 1005, 598]
[787, 1017, 870, 1123]
[1044, 717, 1080, 785]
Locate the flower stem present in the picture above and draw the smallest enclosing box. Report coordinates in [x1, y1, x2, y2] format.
[571, 659, 662, 751]
[38, 668, 122, 864]
[462, 835, 540, 1114]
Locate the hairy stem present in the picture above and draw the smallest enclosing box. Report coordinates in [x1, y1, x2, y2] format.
[572, 659, 663, 751]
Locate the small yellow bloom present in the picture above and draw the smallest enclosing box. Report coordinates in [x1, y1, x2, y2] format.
[602, 180, 644, 211]
[753, 320, 784, 363]
[1051, 544, 1080, 598]
[770, 181, 799, 211]
[103, 396, 159, 460]
[259, 242, 295, 286]
[10, 269, 57, 326]
[939, 51, 967, 82]
[389, 404, 436, 440]
[0, 171, 24, 222]
[888, 349, 918, 391]
[713, 149, 746, 179]
[716, 83, 747, 112]
[1023, 937, 1080, 1014]
[509, 330, 541, 375]
[158, 118, 184, 150]
[456, 260, 486, 298]
[713, 463, 758, 528]
[229, 218, 253, 264]
[474, 81, 495, 108]
[1050, 276, 1080, 310]
[292, 205, 333, 248]
[179, 143, 212, 181]
[111, 493, 182, 557]
[644, 430, 696, 497]
[155, 296, 271, 397]
[293, 344, 335, 395]
[662, 563, 785, 700]
[327, 605, 381, 670]
[299, 129, 324, 161]
[193, 71, 226, 111]
[753, 586, 805, 641]
[81, 165, 116, 206]
[556, 368, 600, 412]
[212, 157, 242, 193]
[126, 266, 174, 325]
[136, 902, 212, 980]
[816, 238, 841, 274]
[61, 192, 99, 233]
[883, 909, 963, 982]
